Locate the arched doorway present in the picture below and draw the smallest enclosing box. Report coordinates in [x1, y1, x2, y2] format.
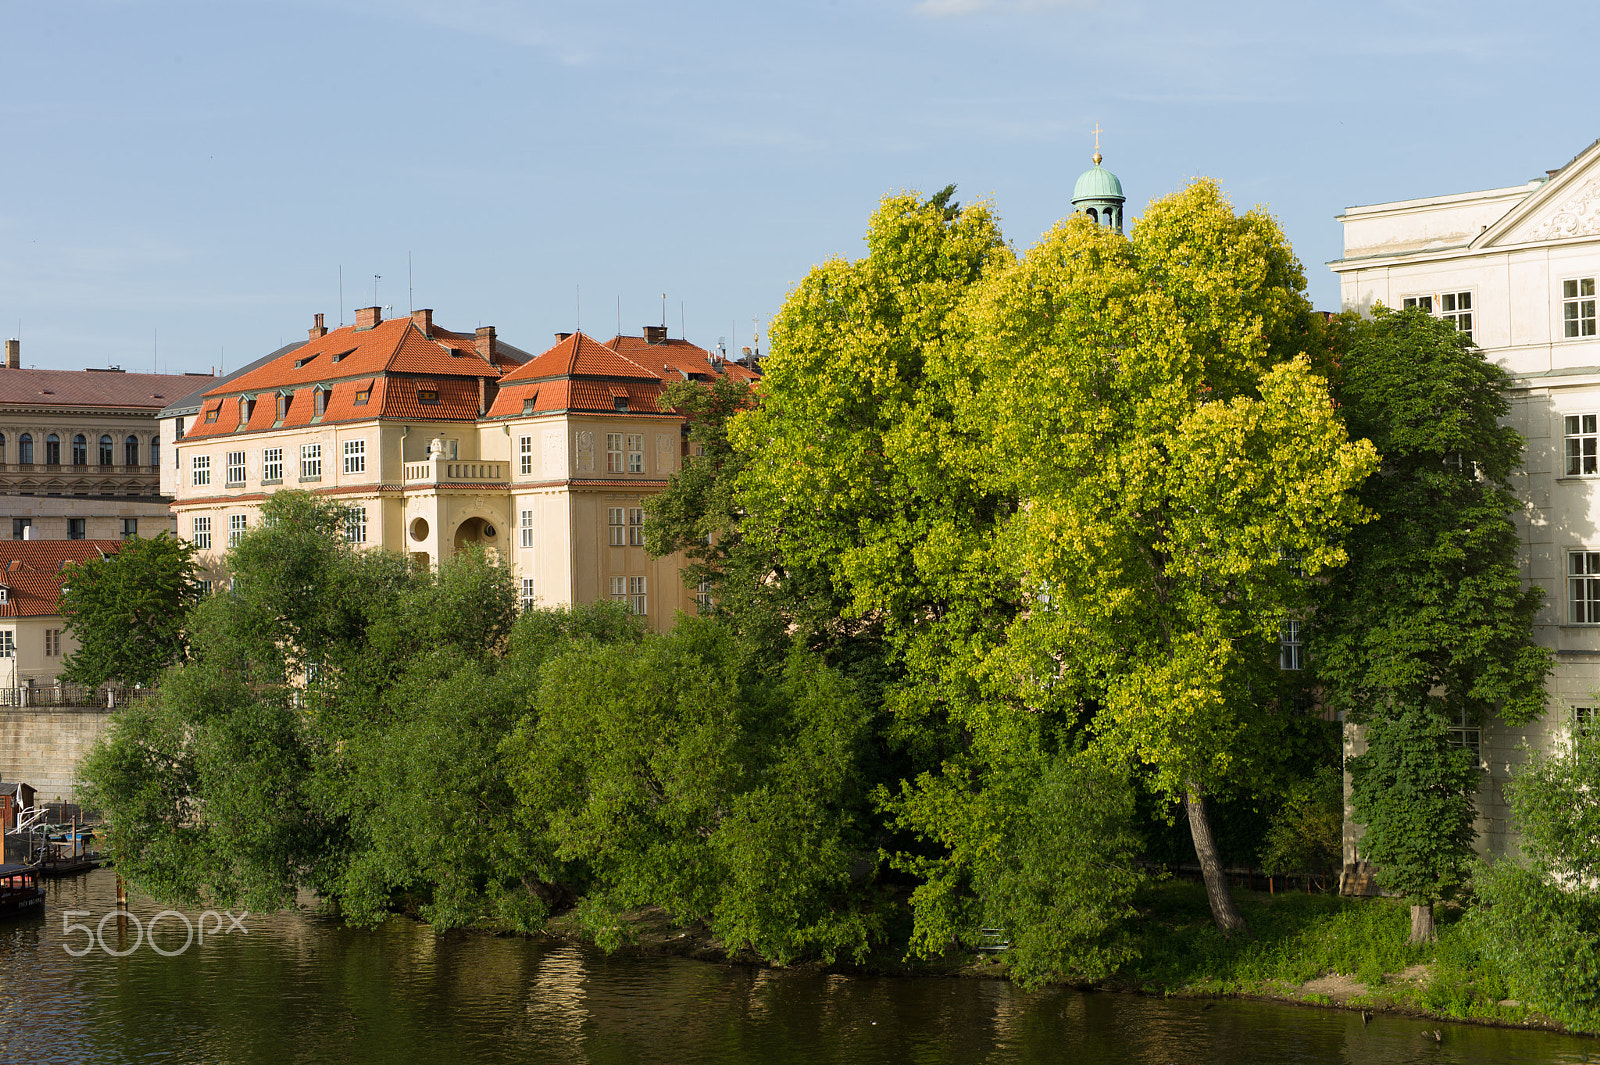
[452, 516, 500, 555]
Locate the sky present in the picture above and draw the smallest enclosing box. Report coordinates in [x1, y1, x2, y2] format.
[0, 0, 1592, 376]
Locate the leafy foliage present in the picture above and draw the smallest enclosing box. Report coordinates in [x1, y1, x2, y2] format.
[59, 532, 202, 687]
[1473, 727, 1600, 1030]
[1259, 765, 1344, 879]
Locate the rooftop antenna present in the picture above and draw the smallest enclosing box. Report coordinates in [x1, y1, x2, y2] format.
[680, 300, 685, 340]
[408, 252, 414, 314]
[339, 266, 344, 325]
[616, 295, 621, 336]
[373, 274, 381, 308]
[661, 293, 666, 329]
[576, 284, 581, 332]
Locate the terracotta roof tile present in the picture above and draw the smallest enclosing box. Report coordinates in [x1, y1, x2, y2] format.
[606, 335, 761, 384]
[497, 333, 659, 385]
[0, 369, 213, 410]
[0, 540, 123, 618]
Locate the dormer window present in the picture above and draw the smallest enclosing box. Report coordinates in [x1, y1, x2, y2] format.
[523, 397, 535, 415]
[613, 396, 629, 412]
[354, 385, 371, 406]
[0, 586, 8, 604]
[204, 405, 220, 424]
[277, 392, 291, 420]
[418, 389, 439, 405]
[314, 388, 328, 416]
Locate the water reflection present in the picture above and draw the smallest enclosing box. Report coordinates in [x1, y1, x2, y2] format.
[0, 869, 1592, 1064]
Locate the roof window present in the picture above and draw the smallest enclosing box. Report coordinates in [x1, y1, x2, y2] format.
[418, 389, 440, 405]
[613, 396, 629, 412]
[294, 355, 315, 368]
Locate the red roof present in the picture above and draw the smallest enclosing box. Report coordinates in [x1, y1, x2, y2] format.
[485, 332, 753, 419]
[0, 369, 211, 410]
[0, 540, 123, 618]
[211, 317, 503, 397]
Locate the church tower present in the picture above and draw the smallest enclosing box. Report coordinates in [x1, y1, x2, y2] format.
[1071, 126, 1126, 234]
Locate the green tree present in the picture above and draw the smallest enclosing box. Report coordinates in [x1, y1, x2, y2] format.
[1318, 307, 1552, 942]
[59, 532, 202, 687]
[503, 618, 884, 964]
[950, 181, 1376, 933]
[1473, 726, 1600, 1030]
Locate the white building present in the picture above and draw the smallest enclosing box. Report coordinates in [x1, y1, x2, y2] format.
[1332, 136, 1600, 857]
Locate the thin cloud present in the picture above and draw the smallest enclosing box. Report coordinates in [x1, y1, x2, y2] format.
[310, 0, 592, 64]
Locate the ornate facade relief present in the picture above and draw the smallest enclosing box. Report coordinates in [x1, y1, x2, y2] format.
[542, 427, 566, 477]
[656, 433, 675, 474]
[575, 430, 595, 472]
[1511, 175, 1600, 242]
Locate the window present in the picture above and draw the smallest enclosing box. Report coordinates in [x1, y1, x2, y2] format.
[67, 518, 85, 540]
[522, 398, 535, 415]
[45, 434, 59, 465]
[343, 439, 366, 475]
[1575, 706, 1597, 734]
[520, 436, 533, 476]
[200, 579, 214, 596]
[628, 507, 645, 547]
[262, 447, 284, 483]
[613, 396, 629, 412]
[627, 434, 644, 474]
[314, 388, 328, 416]
[520, 578, 536, 611]
[301, 443, 322, 480]
[72, 434, 87, 465]
[17, 433, 31, 465]
[175, 418, 185, 441]
[1401, 294, 1434, 313]
[354, 386, 371, 406]
[1440, 291, 1472, 339]
[0, 630, 13, 659]
[44, 629, 61, 657]
[121, 518, 137, 539]
[606, 433, 624, 473]
[1278, 620, 1303, 671]
[124, 436, 138, 466]
[227, 451, 246, 485]
[229, 513, 248, 546]
[149, 436, 158, 468]
[1573, 551, 1600, 623]
[0, 433, 5, 464]
[98, 435, 113, 465]
[192, 516, 212, 550]
[608, 507, 625, 546]
[1565, 278, 1597, 338]
[610, 575, 627, 604]
[344, 507, 366, 544]
[629, 575, 647, 616]
[520, 509, 534, 548]
[0, 586, 6, 604]
[276, 393, 290, 421]
[204, 405, 220, 424]
[11, 519, 29, 540]
[1448, 706, 1481, 762]
[192, 454, 211, 486]
[417, 389, 439, 405]
[696, 580, 713, 613]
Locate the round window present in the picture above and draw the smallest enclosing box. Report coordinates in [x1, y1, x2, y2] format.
[409, 517, 429, 541]
[482, 524, 496, 539]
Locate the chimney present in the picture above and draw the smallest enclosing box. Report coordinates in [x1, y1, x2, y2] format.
[3, 339, 17, 369]
[643, 325, 668, 345]
[474, 325, 497, 363]
[309, 313, 328, 341]
[554, 332, 573, 342]
[355, 305, 382, 331]
[411, 308, 434, 337]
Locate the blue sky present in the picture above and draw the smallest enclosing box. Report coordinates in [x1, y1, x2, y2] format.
[0, 0, 1589, 374]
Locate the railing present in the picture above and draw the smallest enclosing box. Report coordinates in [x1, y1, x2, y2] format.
[402, 459, 508, 485]
[0, 685, 158, 709]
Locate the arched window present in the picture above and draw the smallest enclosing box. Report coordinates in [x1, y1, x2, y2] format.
[45, 433, 60, 465]
[149, 436, 159, 468]
[99, 435, 113, 465]
[124, 435, 138, 466]
[19, 433, 33, 464]
[1086, 207, 1098, 223]
[0, 433, 6, 465]
[72, 434, 87, 465]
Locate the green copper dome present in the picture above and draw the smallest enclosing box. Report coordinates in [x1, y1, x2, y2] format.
[1071, 163, 1124, 204]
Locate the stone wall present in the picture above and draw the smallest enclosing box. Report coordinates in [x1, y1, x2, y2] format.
[0, 707, 113, 804]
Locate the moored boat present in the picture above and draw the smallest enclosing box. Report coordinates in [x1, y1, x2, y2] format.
[0, 863, 44, 918]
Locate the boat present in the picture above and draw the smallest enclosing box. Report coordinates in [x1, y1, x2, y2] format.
[0, 863, 44, 918]
[33, 826, 103, 877]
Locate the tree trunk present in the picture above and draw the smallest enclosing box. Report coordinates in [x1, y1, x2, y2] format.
[1186, 785, 1248, 935]
[1409, 902, 1436, 945]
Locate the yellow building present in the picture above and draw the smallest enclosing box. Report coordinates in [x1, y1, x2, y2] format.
[169, 308, 757, 629]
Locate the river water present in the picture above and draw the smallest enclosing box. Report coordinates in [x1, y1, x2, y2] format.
[0, 869, 1595, 1064]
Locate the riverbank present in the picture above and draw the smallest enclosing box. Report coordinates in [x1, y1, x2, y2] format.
[533, 880, 1582, 1037]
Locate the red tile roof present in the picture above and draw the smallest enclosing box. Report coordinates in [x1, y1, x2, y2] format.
[0, 540, 123, 618]
[0, 369, 213, 410]
[485, 333, 753, 419]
